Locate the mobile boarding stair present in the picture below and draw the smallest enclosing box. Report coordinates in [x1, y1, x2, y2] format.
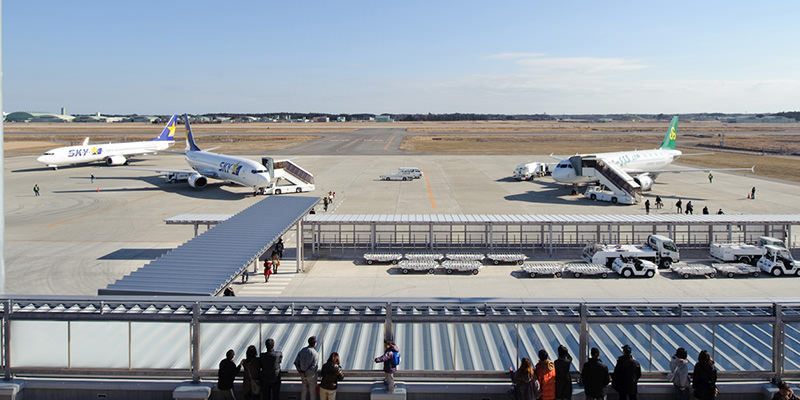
[262, 157, 316, 193]
[570, 155, 642, 204]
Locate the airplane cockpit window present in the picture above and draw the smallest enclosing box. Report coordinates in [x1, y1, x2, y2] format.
[43, 152, 54, 155]
[251, 168, 268, 174]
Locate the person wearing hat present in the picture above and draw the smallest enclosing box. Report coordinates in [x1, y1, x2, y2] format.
[667, 347, 690, 400]
[612, 345, 641, 400]
[773, 381, 800, 400]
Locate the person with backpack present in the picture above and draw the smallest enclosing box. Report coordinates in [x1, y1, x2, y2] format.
[374, 340, 400, 392]
[319, 352, 344, 400]
[667, 347, 690, 400]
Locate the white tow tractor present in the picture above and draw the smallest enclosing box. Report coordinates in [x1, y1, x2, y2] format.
[611, 256, 657, 278]
[757, 245, 800, 277]
[582, 234, 679, 268]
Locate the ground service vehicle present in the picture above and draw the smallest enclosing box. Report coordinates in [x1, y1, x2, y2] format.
[582, 234, 679, 268]
[584, 185, 636, 205]
[513, 162, 549, 181]
[612, 257, 657, 278]
[709, 243, 764, 264]
[756, 245, 800, 276]
[397, 167, 423, 179]
[380, 173, 412, 181]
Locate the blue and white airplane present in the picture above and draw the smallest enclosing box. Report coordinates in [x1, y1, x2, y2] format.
[36, 115, 178, 168]
[550, 116, 753, 190]
[132, 114, 272, 194]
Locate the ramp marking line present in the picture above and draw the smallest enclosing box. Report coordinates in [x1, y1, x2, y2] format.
[423, 164, 436, 209]
[383, 135, 395, 151]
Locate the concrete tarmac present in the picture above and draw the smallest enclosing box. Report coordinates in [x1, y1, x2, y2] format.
[5, 138, 800, 297]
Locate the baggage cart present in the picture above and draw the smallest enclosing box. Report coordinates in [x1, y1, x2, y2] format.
[670, 263, 717, 279]
[363, 252, 403, 265]
[404, 252, 444, 262]
[445, 252, 485, 262]
[441, 260, 483, 275]
[397, 260, 437, 274]
[565, 263, 612, 279]
[712, 263, 760, 278]
[520, 262, 564, 278]
[486, 253, 529, 265]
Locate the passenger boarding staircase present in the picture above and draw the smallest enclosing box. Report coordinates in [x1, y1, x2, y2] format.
[262, 157, 315, 189]
[569, 155, 642, 203]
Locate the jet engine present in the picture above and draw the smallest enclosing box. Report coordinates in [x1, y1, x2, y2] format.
[633, 174, 654, 191]
[105, 155, 127, 166]
[187, 173, 208, 189]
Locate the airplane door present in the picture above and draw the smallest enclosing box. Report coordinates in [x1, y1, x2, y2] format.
[569, 156, 583, 176]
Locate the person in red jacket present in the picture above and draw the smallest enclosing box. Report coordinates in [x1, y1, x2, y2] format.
[535, 349, 556, 400]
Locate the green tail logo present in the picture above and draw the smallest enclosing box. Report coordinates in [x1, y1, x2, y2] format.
[659, 116, 678, 150]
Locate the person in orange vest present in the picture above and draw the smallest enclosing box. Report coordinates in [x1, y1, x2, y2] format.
[535, 349, 556, 400]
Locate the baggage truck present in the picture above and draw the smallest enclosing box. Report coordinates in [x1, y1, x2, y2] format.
[582, 234, 679, 268]
[513, 162, 549, 181]
[709, 236, 787, 264]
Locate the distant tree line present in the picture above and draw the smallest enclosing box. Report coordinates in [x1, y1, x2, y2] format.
[776, 111, 800, 121]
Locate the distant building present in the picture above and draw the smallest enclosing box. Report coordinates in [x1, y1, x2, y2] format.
[337, 116, 347, 122]
[720, 115, 796, 123]
[312, 116, 330, 123]
[129, 115, 160, 123]
[595, 118, 613, 123]
[4, 111, 74, 123]
[375, 115, 393, 123]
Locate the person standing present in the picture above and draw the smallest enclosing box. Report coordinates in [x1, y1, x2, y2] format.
[751, 186, 756, 199]
[554, 345, 573, 400]
[685, 201, 693, 215]
[612, 345, 641, 400]
[509, 357, 542, 400]
[91, 173, 95, 183]
[702, 206, 709, 215]
[319, 352, 344, 400]
[667, 347, 690, 400]
[270, 250, 280, 274]
[33, 184, 40, 196]
[692, 350, 717, 400]
[717, 209, 724, 215]
[323, 196, 329, 212]
[242, 345, 261, 400]
[676, 199, 682, 214]
[581, 347, 610, 400]
[655, 195, 663, 209]
[707, 172, 713, 183]
[294, 336, 319, 400]
[275, 238, 284, 259]
[374, 340, 400, 392]
[260, 338, 283, 400]
[535, 349, 556, 400]
[644, 200, 650, 215]
[218, 349, 241, 400]
[263, 260, 272, 283]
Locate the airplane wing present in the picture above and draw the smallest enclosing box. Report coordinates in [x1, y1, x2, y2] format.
[125, 166, 221, 180]
[627, 166, 754, 175]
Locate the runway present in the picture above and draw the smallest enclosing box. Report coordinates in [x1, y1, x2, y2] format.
[5, 129, 800, 296]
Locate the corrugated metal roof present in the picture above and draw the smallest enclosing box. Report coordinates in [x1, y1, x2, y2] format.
[164, 214, 232, 224]
[305, 214, 800, 225]
[100, 196, 319, 296]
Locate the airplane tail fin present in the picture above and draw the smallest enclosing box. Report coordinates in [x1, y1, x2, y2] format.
[151, 114, 179, 141]
[184, 114, 201, 152]
[659, 116, 678, 150]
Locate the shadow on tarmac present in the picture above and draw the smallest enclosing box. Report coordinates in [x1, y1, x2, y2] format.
[99, 248, 172, 260]
[53, 181, 253, 200]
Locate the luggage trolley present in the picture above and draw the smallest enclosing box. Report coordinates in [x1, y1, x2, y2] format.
[363, 252, 403, 265]
[712, 263, 760, 278]
[397, 260, 438, 274]
[441, 260, 483, 275]
[521, 262, 564, 278]
[670, 263, 717, 279]
[565, 263, 612, 279]
[486, 253, 529, 265]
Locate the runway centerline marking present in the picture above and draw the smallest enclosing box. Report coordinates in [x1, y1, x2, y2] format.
[383, 135, 395, 151]
[45, 191, 166, 228]
[423, 164, 436, 209]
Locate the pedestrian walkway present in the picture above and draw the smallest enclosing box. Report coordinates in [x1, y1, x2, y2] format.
[232, 269, 296, 296]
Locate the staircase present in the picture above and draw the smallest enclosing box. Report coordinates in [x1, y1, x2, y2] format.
[570, 156, 642, 203]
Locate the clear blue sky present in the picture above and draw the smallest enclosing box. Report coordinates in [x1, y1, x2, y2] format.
[4, 1, 799, 115]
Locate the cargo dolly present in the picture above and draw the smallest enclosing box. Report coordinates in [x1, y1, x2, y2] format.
[398, 260, 438, 274]
[404, 252, 445, 262]
[565, 263, 612, 279]
[670, 263, 717, 279]
[445, 252, 486, 262]
[486, 253, 529, 265]
[441, 260, 483, 275]
[520, 262, 564, 278]
[712, 263, 761, 278]
[363, 252, 403, 265]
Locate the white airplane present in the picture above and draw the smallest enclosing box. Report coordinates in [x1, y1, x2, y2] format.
[36, 115, 178, 169]
[132, 114, 272, 194]
[550, 116, 752, 190]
